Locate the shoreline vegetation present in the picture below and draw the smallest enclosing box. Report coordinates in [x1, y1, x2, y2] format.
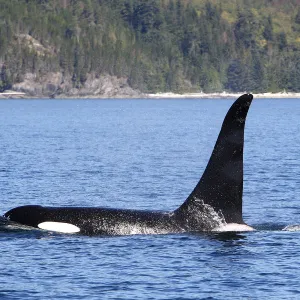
[0, 1, 299, 97]
[1, 90, 300, 99]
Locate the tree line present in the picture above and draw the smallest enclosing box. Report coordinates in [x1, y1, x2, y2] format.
[0, 0, 299, 93]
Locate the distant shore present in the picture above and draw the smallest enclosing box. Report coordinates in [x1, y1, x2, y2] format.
[146, 91, 300, 99]
[1, 90, 300, 99]
[0, 91, 27, 99]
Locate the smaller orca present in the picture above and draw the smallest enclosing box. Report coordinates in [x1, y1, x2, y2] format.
[3, 94, 254, 235]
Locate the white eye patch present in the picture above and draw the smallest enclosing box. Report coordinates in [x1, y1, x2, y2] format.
[38, 222, 80, 233]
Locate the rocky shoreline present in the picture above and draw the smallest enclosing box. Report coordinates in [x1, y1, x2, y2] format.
[147, 92, 300, 99]
[1, 72, 143, 99]
[1, 72, 300, 99]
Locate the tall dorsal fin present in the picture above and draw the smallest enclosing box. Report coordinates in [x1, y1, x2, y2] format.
[175, 94, 253, 224]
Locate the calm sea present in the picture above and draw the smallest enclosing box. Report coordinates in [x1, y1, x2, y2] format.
[0, 98, 300, 299]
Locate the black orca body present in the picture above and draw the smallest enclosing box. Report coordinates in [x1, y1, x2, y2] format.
[4, 94, 254, 235]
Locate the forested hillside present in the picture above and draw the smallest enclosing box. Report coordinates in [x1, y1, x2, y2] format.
[0, 0, 299, 95]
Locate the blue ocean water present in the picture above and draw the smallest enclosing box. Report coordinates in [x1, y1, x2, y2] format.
[0, 98, 300, 299]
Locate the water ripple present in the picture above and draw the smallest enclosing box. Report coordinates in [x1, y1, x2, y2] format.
[0, 99, 300, 299]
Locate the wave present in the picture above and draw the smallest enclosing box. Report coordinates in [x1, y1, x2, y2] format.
[282, 225, 300, 232]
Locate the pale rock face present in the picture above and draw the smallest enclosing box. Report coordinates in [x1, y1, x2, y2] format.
[12, 72, 143, 98]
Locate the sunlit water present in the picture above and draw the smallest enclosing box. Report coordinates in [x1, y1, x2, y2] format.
[0, 98, 300, 299]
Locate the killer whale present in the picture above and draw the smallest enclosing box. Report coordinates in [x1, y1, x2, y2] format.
[3, 94, 254, 235]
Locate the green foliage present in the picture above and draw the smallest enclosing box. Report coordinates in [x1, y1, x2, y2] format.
[295, 8, 300, 25]
[0, 64, 12, 92]
[263, 16, 274, 41]
[0, 0, 299, 93]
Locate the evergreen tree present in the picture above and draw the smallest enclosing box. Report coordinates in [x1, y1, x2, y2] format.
[0, 64, 12, 92]
[278, 32, 287, 51]
[0, 0, 298, 94]
[295, 8, 300, 24]
[263, 15, 274, 41]
[226, 60, 245, 92]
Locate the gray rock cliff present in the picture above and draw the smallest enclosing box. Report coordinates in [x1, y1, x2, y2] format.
[12, 72, 143, 98]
